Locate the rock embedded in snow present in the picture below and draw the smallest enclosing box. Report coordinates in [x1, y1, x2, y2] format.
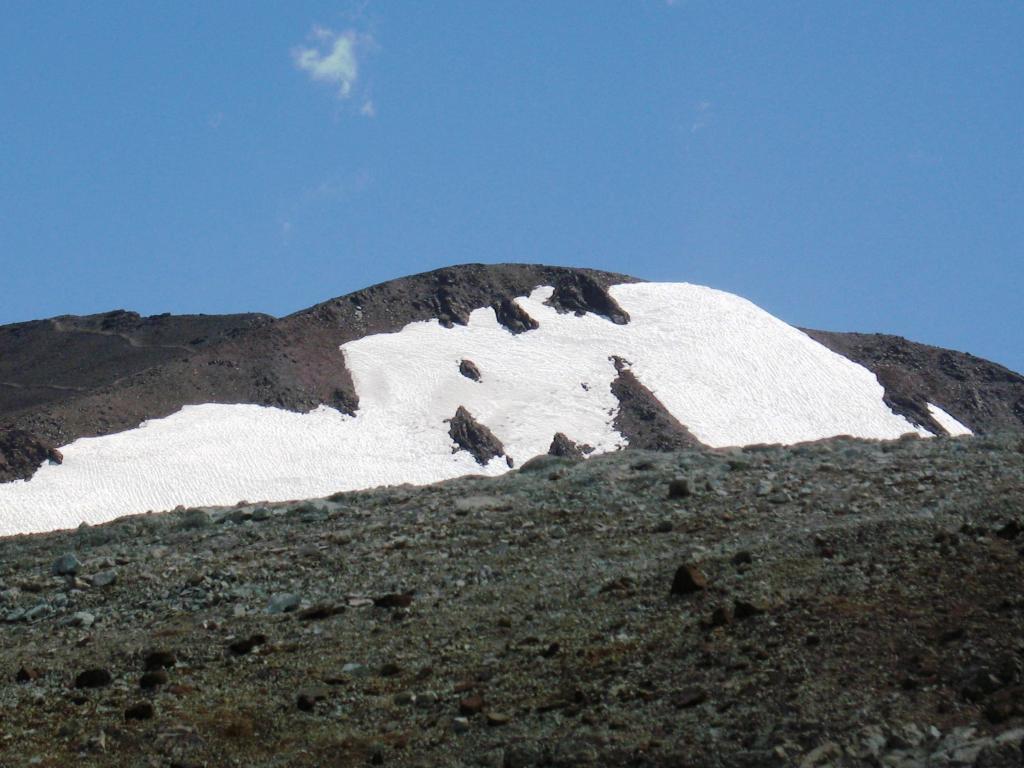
[447, 406, 508, 467]
[459, 359, 482, 382]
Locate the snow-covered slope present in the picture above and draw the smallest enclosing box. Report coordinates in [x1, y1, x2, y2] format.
[0, 282, 969, 536]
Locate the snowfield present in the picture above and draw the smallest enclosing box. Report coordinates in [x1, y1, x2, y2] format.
[0, 283, 971, 536]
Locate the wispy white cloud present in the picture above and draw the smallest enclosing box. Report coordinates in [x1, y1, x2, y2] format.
[293, 27, 366, 99]
[691, 100, 713, 133]
[360, 100, 376, 118]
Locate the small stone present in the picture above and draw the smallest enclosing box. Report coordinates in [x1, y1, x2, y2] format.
[70, 611, 95, 628]
[228, 634, 268, 655]
[732, 551, 753, 566]
[653, 519, 674, 533]
[267, 593, 301, 614]
[75, 668, 112, 688]
[140, 670, 169, 689]
[178, 508, 212, 530]
[460, 694, 485, 716]
[670, 564, 708, 595]
[342, 662, 371, 677]
[667, 478, 692, 499]
[15, 666, 42, 683]
[674, 687, 708, 708]
[143, 649, 177, 671]
[51, 553, 81, 576]
[486, 711, 512, 727]
[379, 662, 403, 678]
[451, 717, 471, 734]
[373, 593, 413, 609]
[393, 691, 416, 706]
[24, 603, 49, 622]
[91, 570, 117, 588]
[296, 687, 329, 712]
[124, 701, 155, 721]
[733, 599, 766, 620]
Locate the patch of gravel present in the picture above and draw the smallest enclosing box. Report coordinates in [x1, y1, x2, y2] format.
[1, 434, 1024, 766]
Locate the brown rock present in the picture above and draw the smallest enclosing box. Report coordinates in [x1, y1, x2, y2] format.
[140, 670, 169, 689]
[75, 668, 112, 688]
[143, 649, 177, 671]
[125, 701, 155, 721]
[671, 564, 708, 595]
[459, 694, 486, 716]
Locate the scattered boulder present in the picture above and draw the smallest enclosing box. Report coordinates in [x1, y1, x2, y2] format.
[667, 477, 692, 499]
[267, 593, 301, 614]
[51, 553, 81, 577]
[143, 650, 177, 671]
[75, 668, 112, 689]
[140, 670, 169, 689]
[125, 701, 155, 721]
[228, 634, 268, 656]
[459, 359, 482, 382]
[671, 564, 708, 595]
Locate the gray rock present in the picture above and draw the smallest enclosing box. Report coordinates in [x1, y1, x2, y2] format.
[91, 570, 117, 588]
[267, 593, 301, 614]
[51, 553, 81, 576]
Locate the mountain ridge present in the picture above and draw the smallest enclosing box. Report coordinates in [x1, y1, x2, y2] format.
[1, 264, 1021, 507]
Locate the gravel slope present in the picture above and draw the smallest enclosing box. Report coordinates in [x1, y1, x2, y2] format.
[1, 434, 1024, 766]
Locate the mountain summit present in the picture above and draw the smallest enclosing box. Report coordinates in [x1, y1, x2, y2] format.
[1, 264, 1021, 535]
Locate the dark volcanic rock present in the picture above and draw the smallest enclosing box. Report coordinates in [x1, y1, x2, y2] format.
[0, 264, 634, 481]
[547, 432, 591, 459]
[804, 329, 1024, 435]
[459, 359, 482, 382]
[0, 428, 63, 483]
[492, 298, 539, 334]
[74, 668, 112, 689]
[610, 357, 703, 451]
[546, 272, 631, 324]
[447, 406, 507, 466]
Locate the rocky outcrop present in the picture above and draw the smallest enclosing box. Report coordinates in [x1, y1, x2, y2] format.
[547, 432, 592, 459]
[491, 298, 539, 335]
[804, 329, 1024, 435]
[609, 357, 703, 451]
[545, 272, 630, 325]
[0, 428, 63, 483]
[446, 406, 509, 466]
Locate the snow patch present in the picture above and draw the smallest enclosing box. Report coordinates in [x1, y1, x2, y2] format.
[927, 403, 973, 437]
[0, 282, 933, 536]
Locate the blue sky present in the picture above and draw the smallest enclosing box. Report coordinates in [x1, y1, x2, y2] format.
[1, 2, 1021, 373]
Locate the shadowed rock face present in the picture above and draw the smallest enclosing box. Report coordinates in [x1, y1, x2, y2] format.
[447, 406, 508, 467]
[609, 356, 703, 452]
[545, 272, 631, 325]
[491, 298, 540, 334]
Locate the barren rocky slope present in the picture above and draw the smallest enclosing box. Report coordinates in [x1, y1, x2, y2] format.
[2, 434, 1023, 767]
